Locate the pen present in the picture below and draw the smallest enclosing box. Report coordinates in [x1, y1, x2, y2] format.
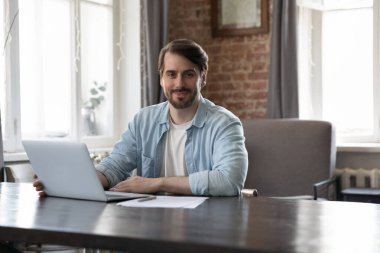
[138, 196, 157, 202]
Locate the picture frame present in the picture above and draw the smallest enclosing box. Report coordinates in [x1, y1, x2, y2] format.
[211, 0, 269, 37]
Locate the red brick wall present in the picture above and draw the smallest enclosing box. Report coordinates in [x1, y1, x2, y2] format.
[168, 0, 271, 119]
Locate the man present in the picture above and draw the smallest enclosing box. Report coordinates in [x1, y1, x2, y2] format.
[35, 39, 248, 196]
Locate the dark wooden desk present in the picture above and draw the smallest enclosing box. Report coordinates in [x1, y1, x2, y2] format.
[1, 183, 380, 253]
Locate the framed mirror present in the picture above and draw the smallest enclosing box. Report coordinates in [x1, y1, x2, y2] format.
[211, 0, 269, 37]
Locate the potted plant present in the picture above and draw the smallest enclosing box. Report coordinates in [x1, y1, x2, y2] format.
[82, 81, 107, 136]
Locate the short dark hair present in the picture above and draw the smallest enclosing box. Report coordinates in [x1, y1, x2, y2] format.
[158, 39, 208, 77]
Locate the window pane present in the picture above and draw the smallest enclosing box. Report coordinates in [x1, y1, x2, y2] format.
[322, 7, 373, 137]
[80, 1, 113, 137]
[0, 1, 6, 140]
[19, 0, 72, 139]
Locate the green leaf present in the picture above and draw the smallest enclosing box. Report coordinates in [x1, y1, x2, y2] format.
[90, 98, 100, 107]
[90, 88, 98, 95]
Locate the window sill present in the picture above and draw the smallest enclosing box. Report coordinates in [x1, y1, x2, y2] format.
[4, 147, 112, 163]
[337, 143, 380, 153]
[4, 152, 29, 163]
[6, 144, 380, 162]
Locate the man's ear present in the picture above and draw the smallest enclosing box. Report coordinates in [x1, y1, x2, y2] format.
[201, 72, 207, 87]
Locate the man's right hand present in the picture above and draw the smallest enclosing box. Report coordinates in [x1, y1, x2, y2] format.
[32, 174, 46, 197]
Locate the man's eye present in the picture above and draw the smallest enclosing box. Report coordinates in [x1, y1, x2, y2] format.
[185, 71, 195, 77]
[166, 72, 176, 78]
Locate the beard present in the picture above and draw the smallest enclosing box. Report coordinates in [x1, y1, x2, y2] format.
[164, 87, 198, 109]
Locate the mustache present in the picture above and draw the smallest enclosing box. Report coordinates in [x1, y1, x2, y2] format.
[171, 87, 191, 93]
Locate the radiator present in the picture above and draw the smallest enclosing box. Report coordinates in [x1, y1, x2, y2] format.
[335, 168, 380, 189]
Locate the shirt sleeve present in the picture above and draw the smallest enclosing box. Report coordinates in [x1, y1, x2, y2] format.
[189, 119, 248, 196]
[96, 120, 138, 188]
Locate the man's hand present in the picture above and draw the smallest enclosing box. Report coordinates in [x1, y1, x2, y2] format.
[32, 174, 46, 197]
[109, 176, 192, 195]
[109, 176, 162, 193]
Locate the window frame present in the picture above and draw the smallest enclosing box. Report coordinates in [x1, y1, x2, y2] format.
[297, 0, 380, 144]
[2, 0, 141, 155]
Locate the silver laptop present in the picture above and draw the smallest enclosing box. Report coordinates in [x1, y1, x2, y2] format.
[22, 140, 150, 202]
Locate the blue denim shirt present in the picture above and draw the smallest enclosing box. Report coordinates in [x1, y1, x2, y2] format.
[96, 97, 248, 196]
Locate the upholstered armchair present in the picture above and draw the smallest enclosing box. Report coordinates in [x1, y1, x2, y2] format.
[242, 119, 337, 200]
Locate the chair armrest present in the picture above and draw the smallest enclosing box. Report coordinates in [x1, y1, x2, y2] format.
[241, 188, 259, 197]
[0, 167, 15, 182]
[313, 176, 340, 200]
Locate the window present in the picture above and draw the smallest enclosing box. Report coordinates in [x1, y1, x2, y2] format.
[298, 0, 380, 144]
[0, 2, 6, 140]
[1, 0, 141, 154]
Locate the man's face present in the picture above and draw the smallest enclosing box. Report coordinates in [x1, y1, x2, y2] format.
[160, 52, 204, 109]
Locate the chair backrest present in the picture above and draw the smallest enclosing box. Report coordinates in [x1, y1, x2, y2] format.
[242, 119, 336, 197]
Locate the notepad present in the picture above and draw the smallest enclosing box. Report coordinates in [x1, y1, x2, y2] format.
[117, 196, 208, 209]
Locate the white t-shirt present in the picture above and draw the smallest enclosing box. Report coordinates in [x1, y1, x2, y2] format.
[161, 118, 191, 177]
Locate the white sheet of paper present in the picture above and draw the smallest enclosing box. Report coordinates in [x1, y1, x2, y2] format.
[117, 196, 208, 209]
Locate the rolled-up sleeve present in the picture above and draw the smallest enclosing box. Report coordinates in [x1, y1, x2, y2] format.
[189, 119, 248, 196]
